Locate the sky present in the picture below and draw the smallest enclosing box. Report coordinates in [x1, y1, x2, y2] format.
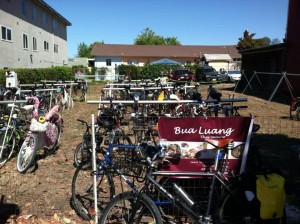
[45, 0, 289, 58]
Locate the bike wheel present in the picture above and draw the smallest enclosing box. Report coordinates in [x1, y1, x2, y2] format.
[296, 107, 300, 121]
[0, 129, 16, 166]
[217, 186, 286, 224]
[17, 133, 38, 173]
[46, 122, 62, 154]
[71, 164, 115, 220]
[73, 142, 91, 169]
[99, 191, 163, 224]
[114, 135, 132, 145]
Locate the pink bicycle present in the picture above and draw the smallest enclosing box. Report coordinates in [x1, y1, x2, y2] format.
[17, 96, 63, 173]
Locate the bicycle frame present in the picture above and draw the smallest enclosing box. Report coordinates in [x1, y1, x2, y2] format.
[146, 146, 233, 223]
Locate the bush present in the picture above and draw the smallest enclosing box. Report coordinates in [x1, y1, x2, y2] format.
[0, 67, 73, 86]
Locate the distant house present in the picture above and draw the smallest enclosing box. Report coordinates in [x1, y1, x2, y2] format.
[91, 44, 241, 76]
[202, 54, 236, 72]
[0, 0, 71, 68]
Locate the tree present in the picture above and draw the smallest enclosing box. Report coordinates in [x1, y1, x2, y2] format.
[236, 29, 256, 50]
[237, 29, 271, 50]
[77, 41, 104, 58]
[134, 28, 181, 45]
[271, 38, 281, 45]
[77, 42, 91, 57]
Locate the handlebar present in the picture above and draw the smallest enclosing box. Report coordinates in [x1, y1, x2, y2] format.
[26, 96, 40, 108]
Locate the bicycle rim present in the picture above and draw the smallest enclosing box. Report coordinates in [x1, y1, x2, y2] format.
[99, 191, 163, 224]
[17, 134, 38, 173]
[71, 165, 115, 220]
[0, 130, 16, 166]
[73, 142, 91, 168]
[296, 108, 300, 120]
[216, 192, 253, 224]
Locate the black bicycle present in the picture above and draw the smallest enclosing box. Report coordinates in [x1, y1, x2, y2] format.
[99, 138, 286, 224]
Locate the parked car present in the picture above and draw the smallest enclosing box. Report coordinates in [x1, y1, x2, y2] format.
[224, 70, 242, 82]
[167, 68, 194, 82]
[195, 65, 221, 82]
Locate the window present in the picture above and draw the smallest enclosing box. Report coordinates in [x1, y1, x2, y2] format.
[23, 33, 28, 49]
[1, 26, 12, 41]
[106, 59, 111, 66]
[54, 44, 58, 53]
[53, 19, 58, 30]
[43, 12, 48, 24]
[31, 6, 36, 20]
[22, 0, 27, 15]
[44, 41, 49, 51]
[33, 37, 37, 51]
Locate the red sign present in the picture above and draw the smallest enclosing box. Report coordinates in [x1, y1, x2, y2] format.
[157, 116, 252, 175]
[158, 116, 251, 142]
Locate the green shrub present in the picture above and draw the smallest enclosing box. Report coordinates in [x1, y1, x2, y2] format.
[0, 67, 73, 86]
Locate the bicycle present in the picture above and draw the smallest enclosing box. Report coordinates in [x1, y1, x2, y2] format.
[16, 96, 63, 173]
[99, 137, 286, 223]
[0, 106, 28, 167]
[71, 140, 158, 221]
[73, 119, 104, 169]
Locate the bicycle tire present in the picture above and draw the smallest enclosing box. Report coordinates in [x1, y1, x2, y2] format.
[99, 191, 163, 224]
[115, 135, 132, 145]
[217, 191, 286, 224]
[296, 107, 300, 121]
[46, 122, 62, 154]
[17, 133, 38, 173]
[71, 164, 115, 220]
[0, 129, 16, 166]
[73, 142, 91, 168]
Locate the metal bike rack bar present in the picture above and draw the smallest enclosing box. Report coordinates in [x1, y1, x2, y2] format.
[87, 98, 247, 104]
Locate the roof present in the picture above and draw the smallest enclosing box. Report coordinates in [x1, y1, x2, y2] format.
[35, 0, 72, 26]
[238, 43, 285, 55]
[203, 54, 232, 61]
[91, 44, 241, 58]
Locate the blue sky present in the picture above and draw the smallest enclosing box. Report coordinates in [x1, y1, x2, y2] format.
[45, 0, 289, 58]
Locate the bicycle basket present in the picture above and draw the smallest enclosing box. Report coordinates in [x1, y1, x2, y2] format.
[29, 118, 48, 132]
[112, 146, 146, 179]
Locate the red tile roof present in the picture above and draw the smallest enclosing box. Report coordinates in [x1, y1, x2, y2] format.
[91, 44, 240, 59]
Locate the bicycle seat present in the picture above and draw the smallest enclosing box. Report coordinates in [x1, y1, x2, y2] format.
[20, 105, 34, 111]
[204, 139, 233, 148]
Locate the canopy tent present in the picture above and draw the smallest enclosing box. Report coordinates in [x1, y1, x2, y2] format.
[150, 58, 181, 65]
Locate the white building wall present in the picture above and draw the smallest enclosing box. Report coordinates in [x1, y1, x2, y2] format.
[0, 0, 69, 68]
[208, 61, 230, 73]
[94, 56, 123, 75]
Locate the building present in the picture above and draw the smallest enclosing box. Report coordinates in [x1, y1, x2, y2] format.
[91, 44, 241, 76]
[0, 0, 71, 69]
[239, 0, 300, 96]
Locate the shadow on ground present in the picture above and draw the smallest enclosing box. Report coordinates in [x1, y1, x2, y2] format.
[0, 195, 20, 223]
[251, 133, 300, 206]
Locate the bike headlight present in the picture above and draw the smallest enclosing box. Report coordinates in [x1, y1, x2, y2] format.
[38, 116, 46, 123]
[3, 115, 9, 121]
[231, 144, 245, 158]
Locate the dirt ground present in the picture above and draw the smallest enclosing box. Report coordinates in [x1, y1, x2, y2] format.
[0, 82, 299, 224]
